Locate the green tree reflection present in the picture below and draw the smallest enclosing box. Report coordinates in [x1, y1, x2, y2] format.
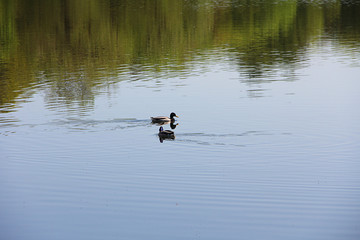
[0, 0, 359, 106]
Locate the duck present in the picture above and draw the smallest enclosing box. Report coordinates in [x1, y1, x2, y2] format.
[151, 112, 179, 123]
[158, 126, 175, 138]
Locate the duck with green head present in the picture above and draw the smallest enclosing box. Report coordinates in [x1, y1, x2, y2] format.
[158, 126, 175, 143]
[151, 112, 179, 123]
[158, 126, 175, 138]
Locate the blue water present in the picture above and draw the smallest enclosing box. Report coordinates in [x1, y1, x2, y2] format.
[1, 4, 360, 240]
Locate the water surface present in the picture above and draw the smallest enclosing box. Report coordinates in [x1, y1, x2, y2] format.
[1, 1, 360, 239]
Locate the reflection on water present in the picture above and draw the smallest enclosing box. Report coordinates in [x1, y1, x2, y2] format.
[1, 0, 360, 108]
[1, 1, 360, 240]
[152, 121, 179, 130]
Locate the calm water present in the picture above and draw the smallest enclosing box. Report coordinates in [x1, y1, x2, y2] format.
[1, 0, 360, 239]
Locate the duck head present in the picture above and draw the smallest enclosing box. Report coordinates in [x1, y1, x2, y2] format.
[170, 112, 179, 119]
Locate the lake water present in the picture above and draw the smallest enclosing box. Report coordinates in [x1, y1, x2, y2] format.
[1, 1, 360, 239]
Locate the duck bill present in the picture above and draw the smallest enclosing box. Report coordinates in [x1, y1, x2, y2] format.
[176, 115, 179, 118]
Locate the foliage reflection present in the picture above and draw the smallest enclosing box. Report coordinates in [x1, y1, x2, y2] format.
[0, 0, 359, 106]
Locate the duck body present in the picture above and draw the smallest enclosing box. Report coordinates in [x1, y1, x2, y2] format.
[158, 126, 175, 137]
[158, 126, 175, 142]
[151, 112, 179, 123]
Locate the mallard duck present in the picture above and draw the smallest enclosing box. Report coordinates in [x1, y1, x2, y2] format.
[151, 112, 179, 123]
[158, 126, 175, 138]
